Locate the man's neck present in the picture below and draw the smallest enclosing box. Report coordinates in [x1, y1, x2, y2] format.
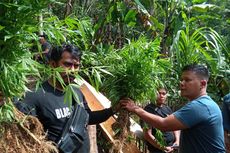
[48, 79, 64, 91]
[156, 102, 164, 107]
[189, 92, 207, 101]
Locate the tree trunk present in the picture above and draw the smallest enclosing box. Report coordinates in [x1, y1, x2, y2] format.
[65, 0, 75, 17]
[38, 13, 43, 35]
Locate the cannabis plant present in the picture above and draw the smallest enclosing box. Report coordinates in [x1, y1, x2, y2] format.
[101, 37, 171, 104]
[100, 36, 171, 151]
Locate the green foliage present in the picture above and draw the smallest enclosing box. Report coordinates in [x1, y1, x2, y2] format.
[0, 0, 229, 128]
[0, 101, 14, 123]
[124, 9, 138, 27]
[155, 129, 166, 148]
[142, 123, 166, 148]
[169, 12, 230, 104]
[188, 4, 217, 12]
[0, 0, 97, 124]
[101, 37, 171, 104]
[64, 83, 81, 108]
[0, 0, 51, 98]
[170, 12, 226, 74]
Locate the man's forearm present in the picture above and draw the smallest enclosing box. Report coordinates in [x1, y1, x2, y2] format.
[42, 49, 49, 54]
[88, 108, 113, 125]
[134, 106, 166, 130]
[133, 106, 184, 131]
[173, 130, 180, 144]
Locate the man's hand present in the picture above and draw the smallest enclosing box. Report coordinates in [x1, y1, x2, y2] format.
[172, 142, 179, 148]
[164, 146, 174, 153]
[120, 98, 139, 113]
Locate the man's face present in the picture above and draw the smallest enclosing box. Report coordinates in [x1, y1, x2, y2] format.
[52, 51, 80, 85]
[180, 71, 204, 100]
[39, 37, 45, 44]
[156, 88, 167, 105]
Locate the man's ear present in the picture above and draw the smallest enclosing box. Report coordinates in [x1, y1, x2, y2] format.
[200, 80, 207, 88]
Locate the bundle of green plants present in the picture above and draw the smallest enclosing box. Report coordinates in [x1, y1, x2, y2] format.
[101, 37, 170, 104]
[99, 36, 171, 151]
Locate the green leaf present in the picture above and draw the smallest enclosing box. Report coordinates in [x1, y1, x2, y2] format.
[0, 25, 5, 31]
[4, 35, 13, 41]
[124, 10, 137, 25]
[134, 0, 149, 15]
[188, 4, 217, 12]
[64, 85, 72, 108]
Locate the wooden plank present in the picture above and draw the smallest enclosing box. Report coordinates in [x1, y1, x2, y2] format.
[80, 82, 116, 143]
[79, 80, 143, 153]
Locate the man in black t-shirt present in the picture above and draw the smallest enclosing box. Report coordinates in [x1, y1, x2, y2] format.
[35, 34, 51, 64]
[16, 44, 119, 153]
[141, 88, 180, 153]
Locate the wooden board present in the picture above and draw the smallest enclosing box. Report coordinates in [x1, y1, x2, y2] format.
[80, 82, 116, 143]
[79, 80, 143, 153]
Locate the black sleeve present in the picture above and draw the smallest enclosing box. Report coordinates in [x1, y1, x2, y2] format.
[86, 107, 114, 125]
[80, 91, 114, 125]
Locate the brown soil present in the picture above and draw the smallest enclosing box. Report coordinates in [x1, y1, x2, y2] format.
[0, 108, 58, 153]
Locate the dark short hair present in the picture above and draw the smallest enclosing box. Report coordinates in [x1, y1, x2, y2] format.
[49, 44, 82, 62]
[39, 34, 48, 39]
[156, 86, 167, 93]
[182, 64, 210, 81]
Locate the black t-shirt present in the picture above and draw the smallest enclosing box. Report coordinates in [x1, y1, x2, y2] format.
[41, 42, 51, 60]
[142, 103, 175, 152]
[16, 81, 114, 143]
[41, 42, 51, 52]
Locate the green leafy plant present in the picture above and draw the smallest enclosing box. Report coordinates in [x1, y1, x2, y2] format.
[0, 1, 62, 152]
[170, 12, 226, 73]
[142, 121, 166, 148]
[155, 129, 166, 148]
[101, 37, 170, 104]
[99, 36, 171, 151]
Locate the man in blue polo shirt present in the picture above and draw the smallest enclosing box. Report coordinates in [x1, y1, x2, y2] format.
[121, 64, 225, 153]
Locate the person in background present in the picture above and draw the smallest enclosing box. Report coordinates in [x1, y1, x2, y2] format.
[141, 87, 180, 153]
[121, 64, 225, 153]
[222, 93, 230, 151]
[16, 44, 120, 153]
[35, 34, 51, 63]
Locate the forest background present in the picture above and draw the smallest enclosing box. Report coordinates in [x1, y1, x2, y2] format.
[0, 0, 229, 152]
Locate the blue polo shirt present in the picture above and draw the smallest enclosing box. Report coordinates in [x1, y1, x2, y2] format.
[174, 95, 225, 153]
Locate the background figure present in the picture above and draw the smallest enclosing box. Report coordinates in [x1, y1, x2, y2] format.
[121, 64, 225, 153]
[222, 93, 230, 152]
[141, 88, 180, 153]
[35, 34, 51, 64]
